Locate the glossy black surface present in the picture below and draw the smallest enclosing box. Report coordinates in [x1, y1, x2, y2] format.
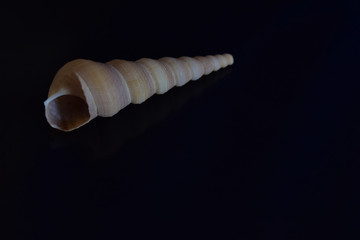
[1, 1, 359, 239]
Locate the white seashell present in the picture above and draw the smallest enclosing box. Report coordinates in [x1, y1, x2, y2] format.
[44, 53, 234, 131]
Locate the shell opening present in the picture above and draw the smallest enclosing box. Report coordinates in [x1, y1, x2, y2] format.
[45, 94, 90, 131]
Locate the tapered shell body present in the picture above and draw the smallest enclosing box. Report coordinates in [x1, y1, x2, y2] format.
[44, 54, 234, 131]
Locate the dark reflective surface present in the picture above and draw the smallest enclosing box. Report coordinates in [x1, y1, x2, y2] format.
[1, 1, 360, 239]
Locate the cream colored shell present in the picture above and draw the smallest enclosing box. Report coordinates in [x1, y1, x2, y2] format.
[44, 54, 234, 131]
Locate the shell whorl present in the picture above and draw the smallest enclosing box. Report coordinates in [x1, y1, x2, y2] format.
[44, 53, 234, 131]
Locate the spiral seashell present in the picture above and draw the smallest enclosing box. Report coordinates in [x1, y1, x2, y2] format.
[44, 53, 234, 131]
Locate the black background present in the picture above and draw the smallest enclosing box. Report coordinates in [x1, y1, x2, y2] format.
[1, 0, 359, 239]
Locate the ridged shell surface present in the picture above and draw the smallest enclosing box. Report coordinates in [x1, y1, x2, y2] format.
[44, 54, 234, 131]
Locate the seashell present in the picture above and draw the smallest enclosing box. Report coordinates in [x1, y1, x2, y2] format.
[44, 53, 234, 131]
